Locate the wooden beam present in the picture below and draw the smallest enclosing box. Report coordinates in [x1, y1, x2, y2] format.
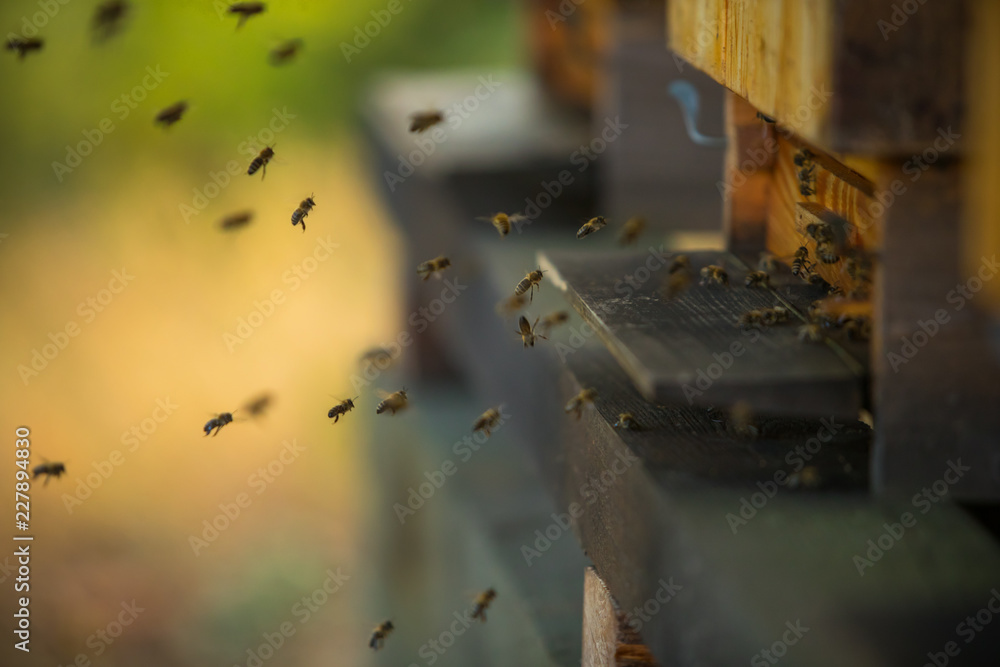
[583, 567, 658, 667]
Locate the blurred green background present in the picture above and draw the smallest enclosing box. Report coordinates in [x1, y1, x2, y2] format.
[0, 0, 520, 665]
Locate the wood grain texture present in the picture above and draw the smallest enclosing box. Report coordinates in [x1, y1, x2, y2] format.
[539, 249, 868, 417]
[723, 92, 772, 258]
[584, 567, 658, 667]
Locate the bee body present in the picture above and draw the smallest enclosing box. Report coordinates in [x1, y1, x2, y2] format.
[328, 398, 356, 424]
[798, 323, 824, 343]
[369, 620, 394, 650]
[416, 256, 451, 281]
[228, 2, 265, 28]
[270, 38, 303, 65]
[203, 412, 235, 436]
[539, 310, 569, 334]
[514, 269, 545, 301]
[815, 241, 839, 264]
[472, 588, 497, 622]
[409, 111, 444, 133]
[700, 264, 729, 286]
[662, 270, 692, 299]
[797, 164, 817, 197]
[758, 252, 778, 272]
[514, 315, 546, 348]
[745, 270, 770, 288]
[247, 146, 274, 178]
[376, 390, 408, 415]
[291, 196, 315, 231]
[618, 216, 646, 245]
[738, 310, 763, 327]
[759, 306, 789, 326]
[478, 212, 525, 238]
[219, 210, 254, 231]
[93, 1, 129, 41]
[155, 101, 188, 127]
[243, 393, 274, 418]
[6, 37, 43, 59]
[32, 462, 66, 485]
[472, 407, 503, 437]
[668, 254, 691, 274]
[791, 246, 812, 278]
[613, 413, 638, 430]
[576, 216, 608, 239]
[495, 294, 527, 318]
[564, 388, 597, 420]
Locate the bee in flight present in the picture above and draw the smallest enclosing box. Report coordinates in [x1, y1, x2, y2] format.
[700, 264, 729, 286]
[92, 0, 129, 42]
[409, 110, 444, 133]
[514, 268, 546, 302]
[270, 38, 303, 66]
[576, 216, 608, 239]
[416, 255, 451, 281]
[242, 392, 274, 418]
[668, 254, 691, 275]
[5, 37, 43, 59]
[495, 294, 527, 318]
[228, 2, 266, 29]
[745, 270, 770, 288]
[291, 195, 315, 231]
[472, 407, 503, 437]
[564, 388, 597, 420]
[203, 411, 236, 437]
[613, 413, 638, 430]
[514, 315, 547, 348]
[328, 397, 357, 424]
[32, 462, 66, 485]
[538, 310, 569, 334]
[369, 620, 394, 650]
[219, 210, 254, 231]
[618, 216, 646, 245]
[360, 347, 395, 370]
[376, 389, 408, 415]
[477, 212, 526, 239]
[247, 145, 275, 179]
[662, 269, 692, 300]
[155, 101, 188, 127]
[471, 588, 497, 622]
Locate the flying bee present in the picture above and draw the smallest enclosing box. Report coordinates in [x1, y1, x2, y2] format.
[409, 110, 444, 133]
[745, 271, 770, 288]
[539, 310, 569, 334]
[369, 620, 394, 650]
[700, 264, 729, 286]
[247, 145, 275, 179]
[228, 2, 266, 29]
[793, 148, 814, 167]
[376, 389, 408, 415]
[416, 255, 451, 281]
[576, 216, 608, 239]
[618, 216, 646, 246]
[758, 252, 777, 272]
[242, 392, 274, 418]
[328, 397, 357, 424]
[155, 101, 188, 127]
[668, 254, 691, 274]
[360, 347, 395, 369]
[6, 37, 43, 59]
[815, 241, 839, 264]
[471, 588, 497, 622]
[514, 315, 547, 348]
[92, 0, 129, 41]
[203, 411, 236, 436]
[565, 388, 597, 420]
[662, 269, 692, 300]
[738, 309, 763, 328]
[472, 407, 503, 437]
[219, 210, 254, 231]
[495, 294, 527, 318]
[291, 195, 315, 231]
[613, 413, 639, 430]
[269, 38, 303, 65]
[791, 246, 812, 278]
[476, 212, 526, 239]
[797, 323, 824, 343]
[798, 164, 817, 197]
[514, 268, 546, 302]
[32, 462, 66, 485]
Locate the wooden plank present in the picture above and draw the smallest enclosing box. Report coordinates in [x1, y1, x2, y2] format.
[539, 249, 868, 417]
[583, 567, 658, 667]
[723, 92, 772, 258]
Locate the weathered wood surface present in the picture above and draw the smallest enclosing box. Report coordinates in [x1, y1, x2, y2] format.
[583, 567, 658, 667]
[539, 249, 868, 417]
[668, 0, 966, 156]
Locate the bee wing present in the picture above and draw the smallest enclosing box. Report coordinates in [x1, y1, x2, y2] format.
[375, 389, 393, 399]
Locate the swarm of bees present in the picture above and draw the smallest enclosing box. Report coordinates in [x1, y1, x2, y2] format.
[409, 110, 445, 133]
[291, 195, 315, 231]
[376, 389, 408, 415]
[472, 407, 503, 437]
[514, 268, 546, 302]
[794, 148, 817, 197]
[369, 620, 394, 650]
[203, 411, 236, 436]
[328, 397, 357, 424]
[32, 462, 66, 485]
[477, 212, 526, 238]
[576, 216, 608, 239]
[416, 255, 451, 281]
[248, 145, 275, 179]
[471, 588, 497, 622]
[565, 388, 598, 420]
[155, 101, 188, 128]
[5, 37, 43, 59]
[228, 2, 266, 29]
[618, 216, 646, 246]
[514, 315, 547, 348]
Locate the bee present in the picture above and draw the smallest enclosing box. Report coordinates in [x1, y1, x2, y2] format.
[564, 388, 597, 420]
[514, 315, 547, 348]
[291, 195, 315, 231]
[759, 306, 789, 326]
[805, 221, 833, 243]
[32, 462, 66, 485]
[576, 216, 608, 239]
[477, 212, 526, 239]
[815, 241, 839, 264]
[376, 389, 408, 415]
[793, 149, 814, 168]
[328, 397, 357, 424]
[613, 413, 638, 430]
[92, 0, 129, 41]
[5, 37, 43, 59]
[242, 393, 274, 418]
[360, 347, 395, 369]
[791, 246, 812, 278]
[228, 2, 266, 29]
[219, 210, 254, 231]
[369, 620, 394, 650]
[828, 284, 845, 296]
[662, 270, 692, 300]
[843, 316, 871, 341]
[471, 588, 497, 622]
[495, 294, 527, 318]
[798, 164, 817, 197]
[472, 407, 503, 437]
[758, 252, 777, 272]
[155, 101, 188, 127]
[738, 309, 763, 328]
[247, 145, 275, 179]
[848, 286, 871, 300]
[269, 38, 303, 66]
[416, 255, 451, 281]
[668, 254, 691, 274]
[797, 323, 824, 343]
[203, 411, 236, 436]
[728, 401, 758, 439]
[700, 264, 729, 286]
[409, 110, 444, 133]
[514, 268, 546, 302]
[618, 216, 646, 245]
[745, 271, 770, 288]
[539, 310, 570, 334]
[844, 256, 872, 284]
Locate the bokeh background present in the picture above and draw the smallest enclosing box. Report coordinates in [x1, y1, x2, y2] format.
[0, 1, 519, 664]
